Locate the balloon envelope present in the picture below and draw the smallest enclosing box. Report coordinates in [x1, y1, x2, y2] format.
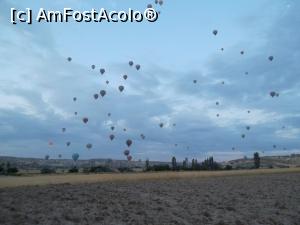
[100, 90, 106, 97]
[72, 153, 79, 162]
[118, 86, 124, 92]
[126, 139, 132, 147]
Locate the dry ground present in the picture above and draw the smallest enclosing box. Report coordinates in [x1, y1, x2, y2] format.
[0, 169, 300, 225]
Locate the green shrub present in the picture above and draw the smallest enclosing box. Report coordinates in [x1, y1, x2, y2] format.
[68, 167, 79, 173]
[40, 167, 56, 174]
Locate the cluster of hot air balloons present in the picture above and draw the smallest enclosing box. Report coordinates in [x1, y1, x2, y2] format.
[46, 25, 285, 166]
[49, 57, 149, 162]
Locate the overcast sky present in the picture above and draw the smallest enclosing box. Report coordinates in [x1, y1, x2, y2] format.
[0, 0, 299, 161]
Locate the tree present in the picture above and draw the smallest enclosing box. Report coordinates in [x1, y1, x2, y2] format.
[182, 158, 188, 170]
[145, 158, 150, 171]
[171, 156, 177, 171]
[254, 152, 260, 169]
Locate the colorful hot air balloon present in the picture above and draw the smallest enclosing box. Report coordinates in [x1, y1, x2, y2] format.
[72, 153, 79, 162]
[100, 68, 105, 75]
[124, 149, 130, 156]
[82, 117, 89, 124]
[159, 123, 164, 128]
[73, 97, 77, 102]
[118, 86, 124, 92]
[126, 139, 132, 147]
[100, 90, 106, 97]
[109, 134, 115, 141]
[91, 65, 96, 70]
[67, 57, 72, 62]
[212, 30, 218, 36]
[268, 56, 274, 61]
[129, 61, 134, 66]
[135, 64, 141, 70]
[123, 75, 128, 80]
[270, 91, 276, 97]
[94, 94, 99, 100]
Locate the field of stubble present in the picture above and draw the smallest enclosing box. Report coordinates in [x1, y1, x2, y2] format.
[0, 171, 300, 225]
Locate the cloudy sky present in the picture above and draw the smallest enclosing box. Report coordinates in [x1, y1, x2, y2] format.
[0, 0, 299, 161]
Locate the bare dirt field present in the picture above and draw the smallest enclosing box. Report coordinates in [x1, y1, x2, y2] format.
[0, 169, 300, 225]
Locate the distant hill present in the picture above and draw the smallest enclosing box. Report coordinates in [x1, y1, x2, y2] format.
[0, 156, 169, 171]
[224, 154, 300, 169]
[1, 154, 300, 172]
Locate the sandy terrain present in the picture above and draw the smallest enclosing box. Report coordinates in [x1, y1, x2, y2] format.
[0, 171, 300, 225]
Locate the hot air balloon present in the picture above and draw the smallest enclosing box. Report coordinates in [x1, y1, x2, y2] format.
[221, 81, 225, 85]
[273, 145, 277, 149]
[155, 0, 158, 4]
[123, 75, 128, 80]
[58, 154, 62, 158]
[216, 114, 220, 117]
[241, 134, 246, 138]
[270, 91, 276, 97]
[109, 134, 115, 141]
[216, 101, 219, 106]
[175, 144, 178, 147]
[126, 139, 132, 147]
[147, 4, 153, 8]
[276, 93, 279, 97]
[48, 141, 53, 146]
[62, 128, 66, 132]
[140, 134, 145, 139]
[127, 155, 132, 161]
[245, 72, 249, 75]
[82, 117, 89, 124]
[240, 51, 244, 55]
[73, 97, 77, 102]
[45, 155, 50, 160]
[173, 123, 176, 127]
[74, 112, 78, 115]
[158, 0, 163, 6]
[86, 143, 92, 149]
[247, 110, 251, 114]
[118, 85, 124, 92]
[123, 128, 127, 132]
[246, 126, 250, 130]
[193, 80, 197, 84]
[100, 68, 105, 75]
[111, 126, 115, 131]
[67, 57, 72, 62]
[232, 147, 235, 151]
[94, 94, 99, 100]
[124, 149, 130, 156]
[91, 65, 96, 70]
[108, 113, 111, 117]
[212, 30, 218, 36]
[135, 64, 141, 70]
[159, 123, 164, 128]
[221, 48, 224, 51]
[129, 61, 134, 66]
[100, 90, 106, 97]
[72, 153, 79, 162]
[106, 80, 109, 84]
[66, 142, 71, 147]
[268, 56, 274, 61]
